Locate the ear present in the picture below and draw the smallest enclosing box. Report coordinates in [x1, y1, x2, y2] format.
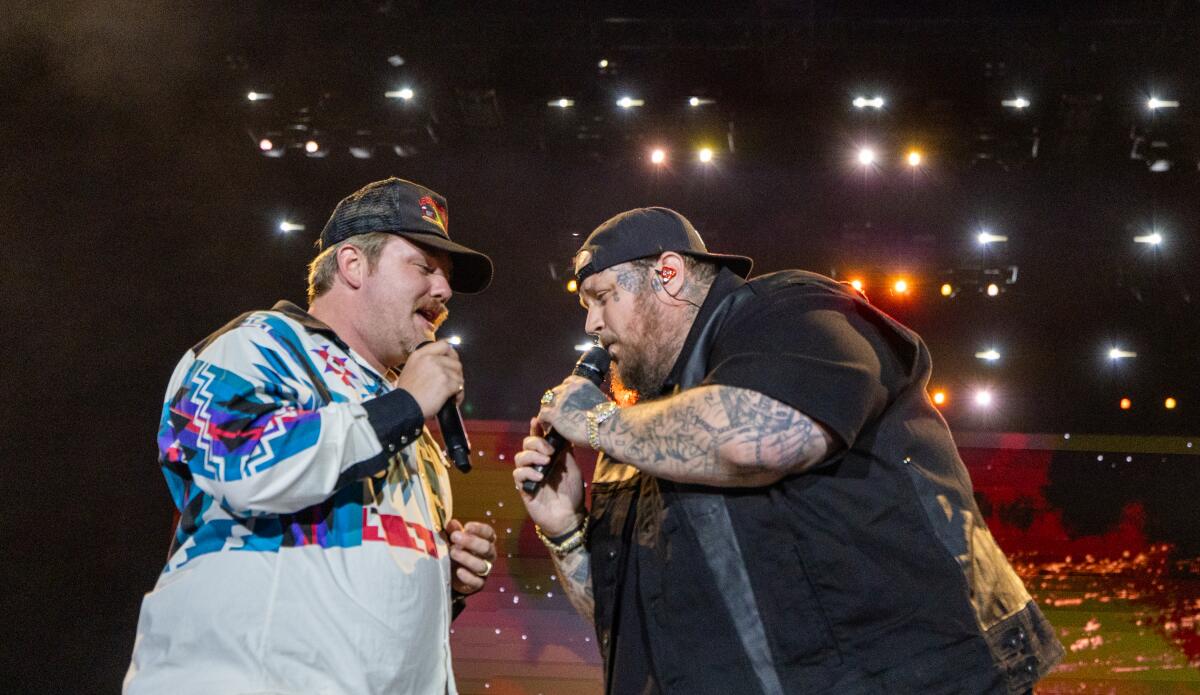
[654, 251, 687, 289]
[335, 244, 367, 290]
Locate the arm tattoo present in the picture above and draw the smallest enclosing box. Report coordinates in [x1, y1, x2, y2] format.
[551, 546, 594, 622]
[597, 385, 831, 487]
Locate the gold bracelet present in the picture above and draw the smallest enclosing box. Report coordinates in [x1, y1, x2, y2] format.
[535, 515, 589, 557]
[587, 400, 619, 451]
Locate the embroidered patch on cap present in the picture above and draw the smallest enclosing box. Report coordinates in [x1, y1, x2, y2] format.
[419, 196, 448, 233]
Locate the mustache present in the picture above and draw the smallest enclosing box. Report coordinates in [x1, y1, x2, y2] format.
[420, 302, 450, 329]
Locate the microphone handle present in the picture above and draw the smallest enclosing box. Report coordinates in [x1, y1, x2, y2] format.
[523, 430, 569, 494]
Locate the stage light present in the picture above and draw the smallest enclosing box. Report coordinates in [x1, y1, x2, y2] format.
[304, 139, 320, 153]
[598, 59, 609, 69]
[575, 342, 595, 352]
[697, 147, 714, 163]
[616, 96, 644, 109]
[906, 150, 922, 167]
[1165, 397, 1177, 410]
[447, 335, 463, 346]
[278, 221, 305, 233]
[259, 138, 274, 151]
[1001, 97, 1030, 109]
[566, 278, 578, 293]
[892, 278, 909, 294]
[857, 147, 877, 166]
[687, 97, 716, 107]
[852, 96, 885, 109]
[940, 283, 954, 297]
[1108, 347, 1137, 360]
[650, 148, 667, 165]
[1134, 232, 1163, 245]
[247, 91, 273, 102]
[1119, 398, 1132, 410]
[977, 231, 1009, 245]
[690, 97, 700, 107]
[1147, 97, 1179, 110]
[385, 87, 415, 100]
[975, 348, 1001, 362]
[931, 389, 948, 406]
[849, 279, 865, 292]
[986, 283, 1000, 297]
[386, 55, 405, 67]
[548, 98, 575, 108]
[973, 390, 994, 408]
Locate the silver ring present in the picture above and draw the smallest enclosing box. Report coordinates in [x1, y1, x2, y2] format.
[540, 389, 556, 406]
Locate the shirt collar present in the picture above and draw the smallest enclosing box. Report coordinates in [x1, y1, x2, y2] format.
[661, 267, 747, 394]
[271, 300, 393, 385]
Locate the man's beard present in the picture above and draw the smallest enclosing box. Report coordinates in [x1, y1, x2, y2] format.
[609, 293, 682, 403]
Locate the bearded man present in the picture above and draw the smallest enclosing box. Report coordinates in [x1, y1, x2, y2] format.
[127, 178, 497, 694]
[514, 207, 1062, 694]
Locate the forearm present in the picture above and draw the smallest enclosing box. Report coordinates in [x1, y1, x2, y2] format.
[550, 546, 595, 622]
[595, 385, 830, 487]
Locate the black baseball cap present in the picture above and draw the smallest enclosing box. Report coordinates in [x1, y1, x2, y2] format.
[573, 207, 753, 284]
[319, 177, 494, 293]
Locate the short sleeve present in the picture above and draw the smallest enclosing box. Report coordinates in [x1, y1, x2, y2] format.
[702, 288, 892, 448]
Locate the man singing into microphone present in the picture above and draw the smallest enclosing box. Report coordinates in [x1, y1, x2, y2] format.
[515, 207, 1062, 693]
[127, 178, 497, 694]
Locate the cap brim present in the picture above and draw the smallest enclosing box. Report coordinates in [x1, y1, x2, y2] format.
[692, 251, 754, 279]
[395, 231, 494, 294]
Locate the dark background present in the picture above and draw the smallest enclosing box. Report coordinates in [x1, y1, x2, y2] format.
[2, 1, 1198, 690]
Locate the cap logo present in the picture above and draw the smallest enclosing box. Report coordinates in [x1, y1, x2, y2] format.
[419, 196, 448, 234]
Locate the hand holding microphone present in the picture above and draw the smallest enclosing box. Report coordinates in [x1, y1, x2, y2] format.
[522, 346, 611, 494]
[396, 340, 472, 472]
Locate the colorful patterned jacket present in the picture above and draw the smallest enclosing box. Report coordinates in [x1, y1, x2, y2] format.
[125, 301, 460, 695]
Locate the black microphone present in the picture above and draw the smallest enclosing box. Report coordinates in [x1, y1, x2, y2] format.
[417, 341, 472, 473]
[523, 345, 611, 494]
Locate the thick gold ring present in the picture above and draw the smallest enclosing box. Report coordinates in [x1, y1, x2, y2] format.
[476, 559, 493, 577]
[540, 390, 556, 406]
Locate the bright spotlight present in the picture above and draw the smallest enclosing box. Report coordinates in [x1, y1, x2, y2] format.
[548, 98, 575, 108]
[689, 97, 700, 107]
[447, 335, 463, 346]
[977, 231, 1009, 245]
[697, 147, 714, 163]
[1134, 232, 1163, 245]
[973, 390, 994, 408]
[892, 278, 909, 295]
[385, 87, 415, 100]
[247, 91, 273, 102]
[616, 96, 644, 109]
[566, 278, 578, 293]
[1147, 97, 1179, 110]
[852, 96, 885, 109]
[940, 283, 954, 297]
[1001, 97, 1030, 109]
[687, 97, 715, 107]
[931, 390, 948, 406]
[598, 59, 609, 69]
[1165, 397, 1178, 410]
[975, 349, 1001, 362]
[278, 221, 306, 233]
[258, 138, 274, 151]
[849, 279, 865, 292]
[650, 148, 667, 165]
[575, 342, 595, 352]
[304, 140, 320, 153]
[1108, 347, 1137, 360]
[857, 147, 877, 166]
[986, 283, 1000, 297]
[1119, 398, 1132, 411]
[906, 150, 922, 167]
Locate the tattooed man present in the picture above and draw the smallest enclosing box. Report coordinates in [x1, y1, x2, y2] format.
[514, 207, 1061, 694]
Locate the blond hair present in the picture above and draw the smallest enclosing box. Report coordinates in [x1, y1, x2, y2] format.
[306, 232, 393, 303]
